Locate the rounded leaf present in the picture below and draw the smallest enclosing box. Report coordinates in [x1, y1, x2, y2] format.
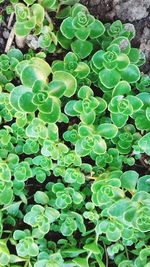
[89, 19, 105, 39]
[112, 81, 131, 96]
[138, 133, 150, 156]
[97, 123, 118, 139]
[137, 175, 150, 193]
[128, 48, 140, 63]
[34, 191, 49, 205]
[99, 69, 121, 88]
[19, 92, 37, 112]
[21, 66, 47, 87]
[60, 17, 74, 39]
[48, 81, 66, 98]
[120, 64, 140, 83]
[71, 39, 93, 59]
[39, 104, 60, 123]
[111, 113, 128, 128]
[117, 53, 130, 70]
[64, 100, 78, 116]
[92, 50, 104, 70]
[10, 85, 31, 111]
[53, 71, 77, 97]
[111, 36, 131, 54]
[121, 171, 139, 191]
[75, 62, 90, 79]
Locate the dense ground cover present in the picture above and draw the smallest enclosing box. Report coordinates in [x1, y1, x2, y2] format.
[0, 0, 150, 266]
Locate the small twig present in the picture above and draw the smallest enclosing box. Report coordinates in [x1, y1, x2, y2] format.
[45, 11, 53, 25]
[15, 35, 26, 49]
[7, 12, 14, 29]
[5, 25, 15, 53]
[139, 157, 149, 169]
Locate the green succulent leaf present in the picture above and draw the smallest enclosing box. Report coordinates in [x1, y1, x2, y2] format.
[83, 241, 101, 254]
[31, 4, 44, 25]
[121, 171, 139, 191]
[126, 95, 143, 112]
[53, 71, 77, 97]
[0, 3, 149, 267]
[120, 64, 140, 83]
[137, 175, 150, 193]
[92, 50, 104, 70]
[99, 69, 121, 88]
[89, 19, 105, 39]
[128, 48, 140, 63]
[21, 62, 51, 87]
[60, 17, 75, 39]
[73, 257, 89, 267]
[34, 191, 49, 205]
[97, 123, 118, 139]
[111, 113, 128, 128]
[71, 39, 93, 59]
[138, 133, 150, 155]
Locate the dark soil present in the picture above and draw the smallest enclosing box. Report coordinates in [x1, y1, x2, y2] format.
[0, 1, 9, 52]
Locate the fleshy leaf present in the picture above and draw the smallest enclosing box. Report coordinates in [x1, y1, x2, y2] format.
[60, 17, 74, 39]
[138, 133, 150, 156]
[89, 19, 105, 39]
[71, 39, 93, 59]
[53, 71, 77, 97]
[97, 123, 118, 139]
[121, 171, 139, 191]
[99, 69, 121, 88]
[120, 64, 140, 83]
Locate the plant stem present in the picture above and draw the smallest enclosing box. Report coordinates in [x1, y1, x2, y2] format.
[1, 201, 22, 211]
[125, 246, 129, 260]
[45, 11, 53, 25]
[24, 259, 30, 267]
[87, 251, 92, 260]
[103, 242, 109, 267]
[95, 255, 106, 267]
[94, 235, 106, 267]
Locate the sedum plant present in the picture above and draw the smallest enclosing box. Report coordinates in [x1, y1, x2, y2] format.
[24, 204, 60, 238]
[0, 1, 150, 267]
[15, 3, 45, 36]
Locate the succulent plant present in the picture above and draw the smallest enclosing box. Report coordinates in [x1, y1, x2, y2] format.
[0, 1, 149, 266]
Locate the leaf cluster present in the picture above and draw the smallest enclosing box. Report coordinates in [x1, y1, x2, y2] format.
[0, 1, 150, 267]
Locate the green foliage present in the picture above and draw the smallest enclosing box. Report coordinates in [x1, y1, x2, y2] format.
[13, 230, 39, 257]
[35, 252, 64, 267]
[60, 3, 105, 58]
[0, 1, 150, 267]
[138, 132, 150, 155]
[0, 163, 13, 204]
[24, 205, 60, 238]
[38, 25, 57, 52]
[0, 240, 10, 266]
[15, 3, 45, 36]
